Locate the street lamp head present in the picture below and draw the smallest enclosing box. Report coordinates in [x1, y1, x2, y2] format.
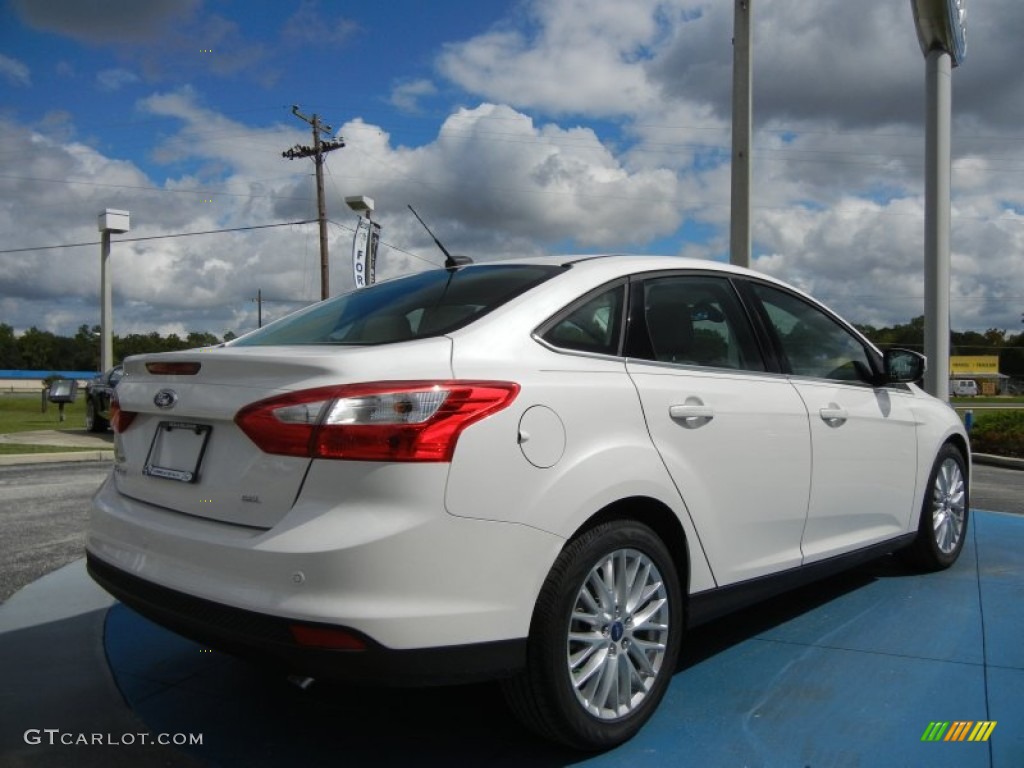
[345, 196, 375, 216]
[911, 0, 966, 66]
[98, 208, 130, 234]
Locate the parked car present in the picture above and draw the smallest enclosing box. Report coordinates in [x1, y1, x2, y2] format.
[86, 255, 969, 751]
[84, 365, 123, 432]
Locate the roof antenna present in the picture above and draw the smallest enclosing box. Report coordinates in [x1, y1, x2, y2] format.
[407, 205, 472, 269]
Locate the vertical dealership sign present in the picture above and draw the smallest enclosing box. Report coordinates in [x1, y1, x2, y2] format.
[351, 217, 380, 288]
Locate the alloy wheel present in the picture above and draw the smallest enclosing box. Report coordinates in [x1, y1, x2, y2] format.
[566, 548, 670, 720]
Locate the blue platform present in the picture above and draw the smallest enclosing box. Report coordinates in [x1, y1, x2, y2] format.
[98, 510, 1022, 767]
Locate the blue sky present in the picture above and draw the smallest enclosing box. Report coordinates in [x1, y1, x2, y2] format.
[1, 0, 1023, 340]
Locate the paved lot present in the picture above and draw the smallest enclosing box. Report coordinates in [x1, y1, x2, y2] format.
[0, 462, 109, 602]
[1, 511, 1020, 767]
[0, 436, 1022, 766]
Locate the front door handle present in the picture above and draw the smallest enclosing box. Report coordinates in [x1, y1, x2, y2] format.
[819, 404, 848, 427]
[669, 403, 715, 427]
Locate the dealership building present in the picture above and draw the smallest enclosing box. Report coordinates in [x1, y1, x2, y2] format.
[950, 355, 1009, 395]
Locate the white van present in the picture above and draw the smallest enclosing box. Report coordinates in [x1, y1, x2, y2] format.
[950, 379, 978, 397]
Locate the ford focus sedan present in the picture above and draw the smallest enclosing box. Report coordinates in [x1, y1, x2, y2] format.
[87, 255, 969, 750]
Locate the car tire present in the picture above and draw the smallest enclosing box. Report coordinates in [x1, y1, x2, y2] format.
[86, 399, 109, 433]
[502, 519, 682, 751]
[904, 444, 969, 571]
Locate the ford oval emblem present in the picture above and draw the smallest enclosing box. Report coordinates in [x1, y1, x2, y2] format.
[153, 389, 178, 409]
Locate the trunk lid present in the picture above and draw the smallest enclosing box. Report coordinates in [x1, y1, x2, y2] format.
[111, 340, 453, 528]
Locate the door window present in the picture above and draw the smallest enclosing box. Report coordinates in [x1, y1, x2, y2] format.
[751, 284, 874, 382]
[635, 276, 764, 371]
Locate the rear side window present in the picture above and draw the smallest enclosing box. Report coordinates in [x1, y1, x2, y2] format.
[541, 285, 625, 356]
[234, 265, 563, 346]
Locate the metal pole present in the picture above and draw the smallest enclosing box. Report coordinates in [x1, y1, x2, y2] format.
[730, 0, 752, 268]
[100, 230, 113, 372]
[923, 49, 952, 400]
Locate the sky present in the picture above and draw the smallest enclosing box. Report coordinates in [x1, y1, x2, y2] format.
[1, 0, 1022, 342]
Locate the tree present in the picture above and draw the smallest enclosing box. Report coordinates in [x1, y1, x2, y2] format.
[0, 324, 22, 369]
[16, 327, 58, 370]
[71, 324, 101, 371]
[186, 331, 220, 348]
[859, 316, 925, 350]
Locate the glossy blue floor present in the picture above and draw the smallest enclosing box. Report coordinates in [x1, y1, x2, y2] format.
[2, 511, 1021, 767]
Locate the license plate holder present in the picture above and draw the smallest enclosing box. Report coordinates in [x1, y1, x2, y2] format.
[143, 421, 212, 483]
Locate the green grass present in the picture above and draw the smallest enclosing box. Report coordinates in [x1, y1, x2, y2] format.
[951, 396, 1024, 405]
[0, 443, 101, 455]
[0, 393, 88, 434]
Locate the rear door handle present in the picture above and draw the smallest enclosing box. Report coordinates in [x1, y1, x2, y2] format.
[819, 405, 848, 427]
[669, 404, 715, 426]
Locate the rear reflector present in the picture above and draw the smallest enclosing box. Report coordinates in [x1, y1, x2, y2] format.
[289, 624, 367, 650]
[146, 362, 201, 375]
[235, 380, 519, 462]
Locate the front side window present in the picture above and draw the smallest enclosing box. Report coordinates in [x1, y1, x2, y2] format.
[751, 283, 874, 382]
[635, 276, 764, 371]
[234, 264, 563, 346]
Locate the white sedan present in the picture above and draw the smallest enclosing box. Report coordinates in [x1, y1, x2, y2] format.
[87, 255, 968, 750]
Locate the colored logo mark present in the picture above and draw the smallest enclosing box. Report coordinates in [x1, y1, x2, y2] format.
[921, 721, 997, 742]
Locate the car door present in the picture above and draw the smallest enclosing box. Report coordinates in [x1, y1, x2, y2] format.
[745, 282, 920, 562]
[624, 274, 812, 586]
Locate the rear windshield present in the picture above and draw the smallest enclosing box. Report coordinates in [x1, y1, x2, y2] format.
[233, 264, 564, 346]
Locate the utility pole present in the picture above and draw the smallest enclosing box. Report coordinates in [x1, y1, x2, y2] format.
[282, 105, 345, 300]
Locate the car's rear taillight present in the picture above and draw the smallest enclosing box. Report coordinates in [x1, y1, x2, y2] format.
[234, 381, 519, 462]
[110, 397, 136, 433]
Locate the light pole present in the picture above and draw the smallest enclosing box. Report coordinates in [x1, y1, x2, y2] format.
[730, 0, 752, 268]
[97, 209, 129, 373]
[911, 0, 966, 400]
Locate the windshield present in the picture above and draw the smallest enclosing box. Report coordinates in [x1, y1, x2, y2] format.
[233, 264, 564, 346]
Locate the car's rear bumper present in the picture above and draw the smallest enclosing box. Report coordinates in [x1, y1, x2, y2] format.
[87, 552, 526, 686]
[87, 469, 563, 678]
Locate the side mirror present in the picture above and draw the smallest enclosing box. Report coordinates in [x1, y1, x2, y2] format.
[883, 348, 926, 383]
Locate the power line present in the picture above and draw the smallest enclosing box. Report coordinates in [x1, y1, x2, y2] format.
[0, 219, 317, 255]
[326, 218, 442, 269]
[0, 173, 313, 202]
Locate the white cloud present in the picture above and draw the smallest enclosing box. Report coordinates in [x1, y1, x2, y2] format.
[282, 1, 360, 46]
[96, 68, 140, 92]
[0, 54, 31, 87]
[437, 0, 672, 118]
[388, 79, 437, 114]
[4, 0, 1024, 340]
